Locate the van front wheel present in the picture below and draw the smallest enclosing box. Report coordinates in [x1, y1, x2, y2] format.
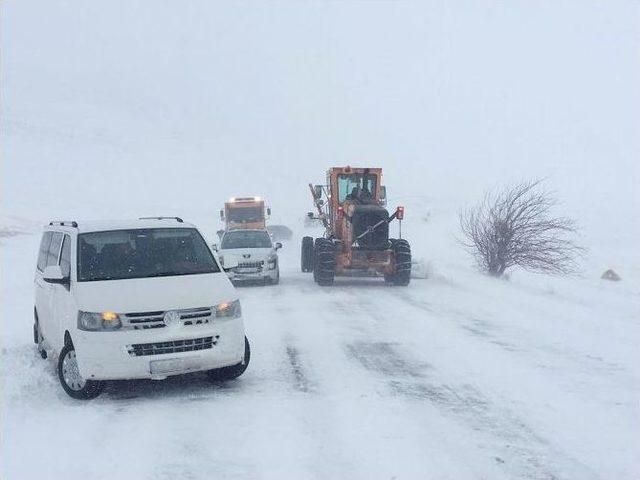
[207, 337, 250, 381]
[33, 311, 47, 359]
[57, 344, 104, 400]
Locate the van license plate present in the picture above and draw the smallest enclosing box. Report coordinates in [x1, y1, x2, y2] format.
[150, 358, 186, 374]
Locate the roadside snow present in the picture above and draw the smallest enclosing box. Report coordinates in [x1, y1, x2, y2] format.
[2, 1, 639, 478]
[1, 221, 638, 479]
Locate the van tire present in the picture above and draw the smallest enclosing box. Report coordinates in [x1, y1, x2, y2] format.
[57, 344, 104, 400]
[207, 337, 251, 381]
[33, 309, 40, 344]
[33, 311, 47, 359]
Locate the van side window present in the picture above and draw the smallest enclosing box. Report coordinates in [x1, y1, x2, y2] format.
[46, 233, 64, 268]
[37, 232, 52, 271]
[60, 235, 71, 278]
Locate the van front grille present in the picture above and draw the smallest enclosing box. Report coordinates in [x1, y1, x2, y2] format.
[127, 336, 218, 357]
[121, 307, 214, 330]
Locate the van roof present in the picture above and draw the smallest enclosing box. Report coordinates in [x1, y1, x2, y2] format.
[45, 218, 196, 234]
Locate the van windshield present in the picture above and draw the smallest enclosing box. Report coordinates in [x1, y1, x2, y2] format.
[221, 230, 272, 249]
[77, 228, 220, 282]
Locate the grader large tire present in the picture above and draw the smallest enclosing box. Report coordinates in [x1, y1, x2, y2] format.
[313, 238, 336, 286]
[301, 236, 314, 272]
[385, 239, 411, 286]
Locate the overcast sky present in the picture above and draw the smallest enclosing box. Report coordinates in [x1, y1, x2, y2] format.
[2, 1, 638, 232]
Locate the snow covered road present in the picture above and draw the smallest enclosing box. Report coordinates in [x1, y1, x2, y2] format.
[2, 231, 638, 480]
[3, 1, 639, 477]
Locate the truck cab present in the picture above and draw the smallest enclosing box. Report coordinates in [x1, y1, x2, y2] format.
[220, 197, 270, 231]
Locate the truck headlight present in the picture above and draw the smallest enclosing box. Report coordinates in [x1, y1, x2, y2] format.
[78, 311, 122, 331]
[214, 299, 241, 319]
[267, 255, 277, 270]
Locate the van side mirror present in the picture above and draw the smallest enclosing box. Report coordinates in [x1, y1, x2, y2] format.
[267, 207, 271, 216]
[211, 244, 218, 252]
[307, 212, 314, 218]
[43, 265, 69, 285]
[314, 185, 323, 199]
[275, 242, 283, 250]
[219, 209, 224, 220]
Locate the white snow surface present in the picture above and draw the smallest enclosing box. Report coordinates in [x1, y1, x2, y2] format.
[2, 1, 639, 479]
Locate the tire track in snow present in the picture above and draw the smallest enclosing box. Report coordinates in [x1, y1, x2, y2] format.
[345, 341, 428, 379]
[339, 287, 598, 480]
[239, 280, 357, 476]
[285, 344, 314, 393]
[395, 288, 633, 384]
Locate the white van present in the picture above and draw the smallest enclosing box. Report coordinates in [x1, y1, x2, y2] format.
[34, 217, 249, 399]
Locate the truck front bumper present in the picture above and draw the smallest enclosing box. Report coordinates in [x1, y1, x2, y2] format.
[227, 266, 278, 283]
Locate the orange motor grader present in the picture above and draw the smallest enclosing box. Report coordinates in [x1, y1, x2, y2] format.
[301, 166, 411, 286]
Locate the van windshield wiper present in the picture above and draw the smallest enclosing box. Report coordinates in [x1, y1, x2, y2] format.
[146, 269, 215, 278]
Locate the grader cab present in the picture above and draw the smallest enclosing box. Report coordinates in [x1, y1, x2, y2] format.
[301, 166, 411, 286]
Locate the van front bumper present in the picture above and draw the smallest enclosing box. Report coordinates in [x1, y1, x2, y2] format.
[73, 319, 245, 381]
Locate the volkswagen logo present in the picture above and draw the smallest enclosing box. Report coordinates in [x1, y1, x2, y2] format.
[243, 254, 251, 259]
[163, 310, 181, 328]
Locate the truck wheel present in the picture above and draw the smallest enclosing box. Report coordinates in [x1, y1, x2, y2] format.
[314, 238, 336, 286]
[57, 344, 104, 400]
[207, 337, 251, 381]
[301, 236, 314, 272]
[386, 239, 411, 286]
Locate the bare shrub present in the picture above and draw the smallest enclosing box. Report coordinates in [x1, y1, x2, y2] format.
[459, 180, 583, 277]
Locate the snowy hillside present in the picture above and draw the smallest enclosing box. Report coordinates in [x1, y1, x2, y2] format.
[1, 1, 639, 479]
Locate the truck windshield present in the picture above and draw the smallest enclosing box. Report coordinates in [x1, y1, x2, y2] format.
[228, 207, 263, 223]
[77, 228, 220, 282]
[338, 174, 377, 203]
[221, 231, 272, 249]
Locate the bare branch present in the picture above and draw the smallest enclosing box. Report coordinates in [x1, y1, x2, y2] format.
[459, 180, 585, 277]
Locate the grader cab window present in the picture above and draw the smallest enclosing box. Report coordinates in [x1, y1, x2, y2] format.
[338, 174, 377, 203]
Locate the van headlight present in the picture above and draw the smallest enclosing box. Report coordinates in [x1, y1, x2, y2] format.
[214, 299, 241, 319]
[267, 255, 277, 270]
[78, 311, 122, 331]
